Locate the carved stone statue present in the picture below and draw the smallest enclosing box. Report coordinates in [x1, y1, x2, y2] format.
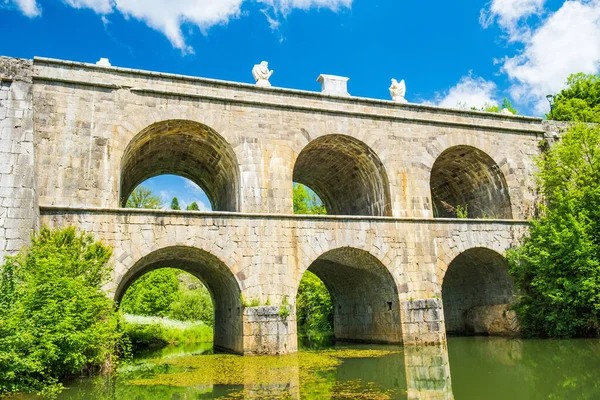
[389, 78, 407, 103]
[252, 61, 274, 87]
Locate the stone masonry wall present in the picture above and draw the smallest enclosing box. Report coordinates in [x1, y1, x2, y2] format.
[0, 58, 37, 264]
[32, 58, 543, 220]
[40, 207, 528, 353]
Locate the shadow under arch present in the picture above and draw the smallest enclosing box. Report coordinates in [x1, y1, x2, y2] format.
[430, 145, 512, 219]
[441, 247, 516, 335]
[115, 246, 243, 354]
[119, 120, 240, 211]
[297, 247, 402, 344]
[293, 135, 392, 216]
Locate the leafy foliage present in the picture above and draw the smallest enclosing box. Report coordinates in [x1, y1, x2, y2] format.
[474, 98, 518, 114]
[293, 183, 326, 215]
[0, 227, 125, 395]
[120, 269, 181, 317]
[121, 269, 214, 326]
[168, 287, 214, 325]
[296, 271, 333, 333]
[507, 123, 600, 337]
[548, 73, 600, 122]
[186, 202, 200, 211]
[126, 186, 162, 209]
[170, 197, 181, 210]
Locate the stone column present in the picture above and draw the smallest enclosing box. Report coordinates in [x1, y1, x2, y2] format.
[400, 298, 446, 345]
[0, 58, 37, 264]
[242, 306, 297, 355]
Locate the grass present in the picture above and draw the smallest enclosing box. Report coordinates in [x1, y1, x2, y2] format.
[123, 314, 213, 353]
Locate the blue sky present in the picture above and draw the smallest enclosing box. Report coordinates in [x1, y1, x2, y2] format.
[2, 0, 599, 207]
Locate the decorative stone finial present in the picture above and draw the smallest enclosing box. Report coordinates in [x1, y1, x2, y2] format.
[252, 61, 273, 87]
[390, 79, 407, 103]
[96, 58, 111, 67]
[317, 74, 350, 97]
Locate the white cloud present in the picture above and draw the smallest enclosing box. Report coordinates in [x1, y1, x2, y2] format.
[7, 0, 40, 17]
[434, 74, 498, 110]
[9, 0, 351, 52]
[480, 0, 546, 39]
[183, 178, 207, 196]
[258, 0, 352, 15]
[499, 0, 600, 113]
[64, 0, 112, 13]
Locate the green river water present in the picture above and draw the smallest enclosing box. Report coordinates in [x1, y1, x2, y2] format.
[44, 337, 600, 399]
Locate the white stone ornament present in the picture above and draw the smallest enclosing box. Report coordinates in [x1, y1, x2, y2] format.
[252, 61, 273, 87]
[317, 74, 350, 97]
[96, 58, 111, 67]
[389, 78, 407, 103]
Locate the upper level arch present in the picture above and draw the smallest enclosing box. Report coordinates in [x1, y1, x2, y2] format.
[119, 120, 240, 211]
[292, 135, 392, 216]
[430, 145, 513, 219]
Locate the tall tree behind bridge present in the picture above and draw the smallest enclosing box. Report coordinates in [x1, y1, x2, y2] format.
[548, 73, 600, 122]
[126, 186, 162, 209]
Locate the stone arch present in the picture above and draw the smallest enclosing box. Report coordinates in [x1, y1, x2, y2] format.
[114, 246, 243, 354]
[296, 247, 402, 344]
[430, 145, 512, 219]
[293, 135, 392, 216]
[441, 247, 516, 335]
[119, 120, 240, 211]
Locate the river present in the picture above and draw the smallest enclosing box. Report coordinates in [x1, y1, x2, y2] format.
[51, 337, 600, 399]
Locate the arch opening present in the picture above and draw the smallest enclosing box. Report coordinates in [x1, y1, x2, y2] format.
[115, 246, 243, 354]
[297, 247, 402, 345]
[119, 120, 239, 212]
[442, 248, 516, 335]
[430, 145, 512, 219]
[293, 135, 392, 216]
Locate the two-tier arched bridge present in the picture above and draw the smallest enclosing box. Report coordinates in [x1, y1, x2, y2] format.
[0, 56, 559, 354]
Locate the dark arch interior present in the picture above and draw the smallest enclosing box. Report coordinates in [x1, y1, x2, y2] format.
[293, 135, 392, 216]
[430, 145, 512, 219]
[300, 247, 402, 344]
[115, 246, 243, 354]
[120, 120, 239, 211]
[442, 248, 516, 334]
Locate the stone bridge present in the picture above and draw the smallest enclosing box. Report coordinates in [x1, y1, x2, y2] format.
[0, 56, 557, 355]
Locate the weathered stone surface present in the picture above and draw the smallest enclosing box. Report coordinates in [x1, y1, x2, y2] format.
[0, 55, 553, 354]
[464, 304, 520, 335]
[0, 57, 38, 264]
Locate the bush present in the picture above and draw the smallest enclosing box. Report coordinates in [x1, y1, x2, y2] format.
[120, 269, 181, 317]
[123, 317, 213, 353]
[507, 124, 600, 337]
[296, 271, 333, 334]
[168, 288, 214, 326]
[0, 227, 125, 395]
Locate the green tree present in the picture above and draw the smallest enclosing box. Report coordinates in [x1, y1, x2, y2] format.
[186, 202, 200, 211]
[170, 197, 181, 210]
[477, 98, 518, 114]
[548, 73, 600, 122]
[168, 288, 214, 325]
[296, 271, 333, 333]
[126, 186, 162, 209]
[293, 183, 326, 215]
[0, 227, 124, 395]
[120, 269, 181, 317]
[507, 123, 600, 338]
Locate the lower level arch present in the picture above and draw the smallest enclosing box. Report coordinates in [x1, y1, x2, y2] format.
[297, 247, 403, 344]
[115, 246, 243, 354]
[441, 247, 516, 335]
